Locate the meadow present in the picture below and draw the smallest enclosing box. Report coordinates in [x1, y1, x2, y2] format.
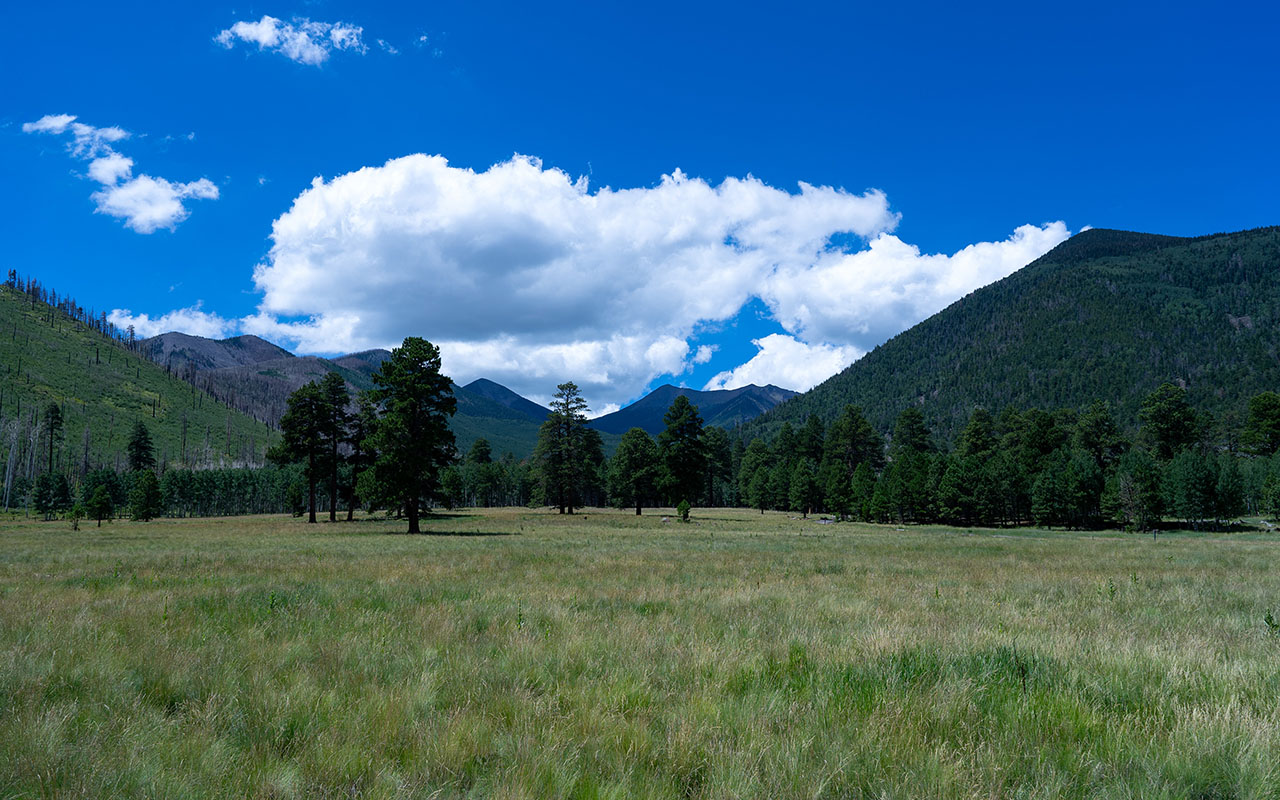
[1, 508, 1278, 799]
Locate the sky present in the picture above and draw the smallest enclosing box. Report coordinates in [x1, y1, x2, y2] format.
[3, 1, 1278, 414]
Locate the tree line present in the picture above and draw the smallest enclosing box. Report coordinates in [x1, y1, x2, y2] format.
[17, 326, 1280, 533]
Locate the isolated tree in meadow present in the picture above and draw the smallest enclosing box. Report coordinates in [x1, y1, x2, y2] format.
[609, 427, 660, 515]
[658, 395, 707, 507]
[534, 382, 591, 514]
[318, 372, 351, 522]
[366, 337, 457, 533]
[86, 485, 113, 527]
[268, 381, 326, 523]
[1242, 391, 1280, 456]
[128, 469, 163, 521]
[127, 420, 156, 472]
[1139, 383, 1199, 461]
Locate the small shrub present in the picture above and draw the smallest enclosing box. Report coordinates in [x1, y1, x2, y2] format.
[676, 499, 691, 523]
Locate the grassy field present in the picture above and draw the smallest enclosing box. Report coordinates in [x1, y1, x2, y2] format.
[1, 508, 1278, 799]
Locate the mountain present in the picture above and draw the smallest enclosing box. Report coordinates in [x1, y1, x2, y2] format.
[0, 284, 276, 472]
[136, 333, 561, 457]
[140, 332, 294, 374]
[590, 384, 798, 436]
[461, 378, 550, 422]
[746, 226, 1280, 443]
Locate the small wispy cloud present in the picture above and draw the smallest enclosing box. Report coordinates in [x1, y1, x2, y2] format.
[23, 114, 218, 233]
[215, 15, 367, 66]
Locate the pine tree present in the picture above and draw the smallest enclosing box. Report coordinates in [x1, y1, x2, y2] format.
[657, 395, 707, 508]
[365, 338, 457, 533]
[318, 372, 350, 523]
[127, 420, 156, 472]
[609, 428, 660, 515]
[268, 382, 326, 523]
[534, 382, 591, 514]
[128, 469, 163, 521]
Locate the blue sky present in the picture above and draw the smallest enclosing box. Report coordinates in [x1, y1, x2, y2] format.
[3, 1, 1277, 412]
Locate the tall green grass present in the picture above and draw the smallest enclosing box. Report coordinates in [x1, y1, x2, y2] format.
[1, 508, 1277, 798]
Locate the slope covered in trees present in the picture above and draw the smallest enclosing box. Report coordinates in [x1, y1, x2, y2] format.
[749, 226, 1280, 441]
[590, 383, 797, 435]
[0, 281, 276, 485]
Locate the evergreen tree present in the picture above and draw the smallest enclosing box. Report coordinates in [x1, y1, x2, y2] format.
[346, 394, 379, 520]
[738, 439, 772, 504]
[534, 382, 591, 514]
[657, 395, 707, 507]
[788, 458, 820, 518]
[128, 469, 163, 521]
[1073, 401, 1127, 472]
[1139, 383, 1199, 460]
[44, 402, 63, 472]
[955, 408, 997, 459]
[890, 407, 933, 456]
[33, 472, 70, 520]
[703, 427, 733, 506]
[1215, 455, 1245, 522]
[1242, 391, 1280, 456]
[850, 461, 877, 521]
[1103, 449, 1162, 531]
[748, 467, 770, 514]
[127, 420, 156, 472]
[86, 485, 113, 527]
[268, 382, 326, 523]
[365, 338, 457, 533]
[609, 428, 660, 515]
[318, 372, 350, 523]
[1163, 449, 1217, 528]
[1030, 451, 1069, 528]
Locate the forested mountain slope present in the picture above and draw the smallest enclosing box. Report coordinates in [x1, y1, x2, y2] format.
[748, 226, 1280, 442]
[591, 384, 797, 435]
[0, 285, 276, 472]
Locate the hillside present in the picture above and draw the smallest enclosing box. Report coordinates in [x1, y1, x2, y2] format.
[462, 378, 550, 421]
[590, 384, 797, 436]
[138, 334, 563, 458]
[0, 285, 276, 474]
[747, 226, 1280, 442]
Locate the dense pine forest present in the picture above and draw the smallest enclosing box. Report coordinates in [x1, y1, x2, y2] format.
[747, 226, 1280, 442]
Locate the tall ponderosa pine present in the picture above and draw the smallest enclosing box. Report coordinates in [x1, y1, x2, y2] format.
[269, 382, 326, 523]
[609, 427, 660, 515]
[366, 338, 457, 534]
[44, 402, 63, 472]
[658, 395, 707, 507]
[318, 372, 351, 523]
[534, 382, 591, 514]
[346, 394, 379, 520]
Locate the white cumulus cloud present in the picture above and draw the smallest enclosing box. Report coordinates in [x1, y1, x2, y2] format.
[704, 335, 863, 393]
[216, 16, 367, 66]
[246, 153, 899, 407]
[111, 152, 1069, 410]
[23, 114, 218, 233]
[108, 304, 233, 339]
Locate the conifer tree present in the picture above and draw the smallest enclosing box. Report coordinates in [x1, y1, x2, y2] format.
[365, 338, 457, 533]
[657, 395, 706, 507]
[534, 382, 591, 514]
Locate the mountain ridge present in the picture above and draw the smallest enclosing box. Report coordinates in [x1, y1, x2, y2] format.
[746, 225, 1280, 442]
